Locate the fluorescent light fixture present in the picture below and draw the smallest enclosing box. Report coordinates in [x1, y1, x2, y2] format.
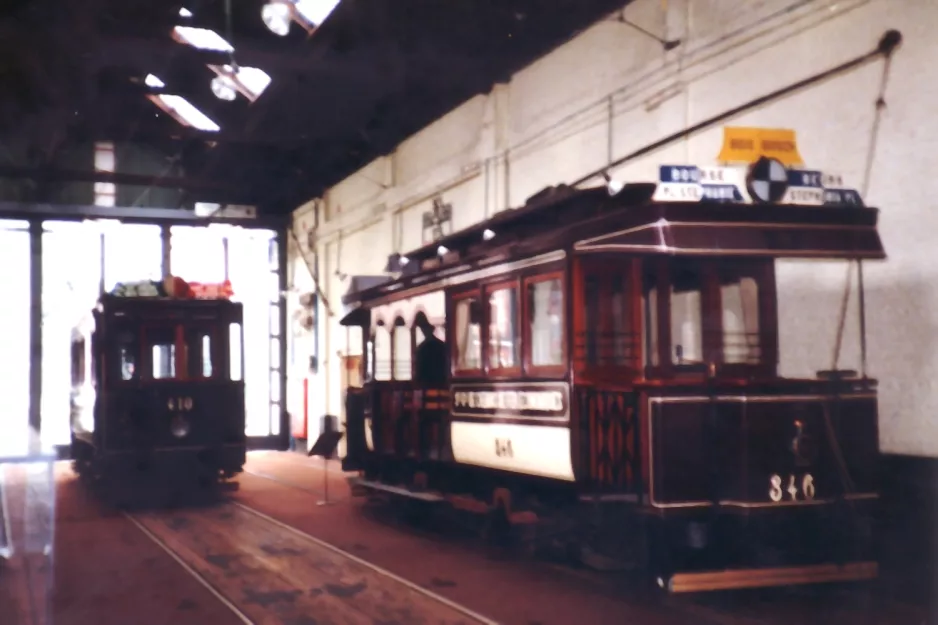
[172, 26, 234, 52]
[262, 1, 293, 36]
[211, 75, 237, 101]
[294, 0, 341, 26]
[144, 73, 165, 88]
[207, 64, 272, 102]
[179, 7, 193, 17]
[148, 94, 221, 132]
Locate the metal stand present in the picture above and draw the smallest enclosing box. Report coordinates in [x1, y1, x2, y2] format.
[317, 455, 333, 506]
[308, 428, 344, 507]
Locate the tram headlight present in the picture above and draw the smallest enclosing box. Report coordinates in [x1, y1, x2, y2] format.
[170, 414, 191, 438]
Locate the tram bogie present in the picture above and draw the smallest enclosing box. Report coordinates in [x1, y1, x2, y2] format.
[338, 152, 886, 593]
[69, 276, 246, 491]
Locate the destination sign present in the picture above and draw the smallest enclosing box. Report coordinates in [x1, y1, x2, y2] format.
[654, 162, 865, 207]
[451, 383, 569, 420]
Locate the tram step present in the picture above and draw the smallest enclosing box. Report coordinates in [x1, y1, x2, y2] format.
[350, 478, 445, 502]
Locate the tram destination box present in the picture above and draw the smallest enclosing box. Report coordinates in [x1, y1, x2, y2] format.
[0, 430, 56, 625]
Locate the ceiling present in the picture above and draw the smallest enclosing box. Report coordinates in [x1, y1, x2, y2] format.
[0, 0, 627, 213]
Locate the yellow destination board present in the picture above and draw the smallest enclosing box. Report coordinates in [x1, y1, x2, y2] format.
[717, 127, 805, 167]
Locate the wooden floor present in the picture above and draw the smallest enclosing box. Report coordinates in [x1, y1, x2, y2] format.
[0, 451, 930, 625]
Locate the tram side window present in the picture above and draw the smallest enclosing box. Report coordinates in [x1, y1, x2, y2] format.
[116, 331, 139, 381]
[670, 262, 704, 366]
[373, 323, 392, 381]
[71, 339, 85, 386]
[528, 278, 563, 367]
[184, 328, 214, 378]
[719, 265, 761, 364]
[454, 296, 482, 371]
[150, 327, 178, 379]
[488, 286, 520, 370]
[642, 269, 659, 368]
[392, 319, 412, 381]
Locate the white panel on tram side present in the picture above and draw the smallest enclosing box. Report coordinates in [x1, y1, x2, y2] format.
[450, 422, 576, 482]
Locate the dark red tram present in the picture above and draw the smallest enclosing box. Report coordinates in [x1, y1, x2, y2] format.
[339, 160, 885, 593]
[70, 277, 247, 487]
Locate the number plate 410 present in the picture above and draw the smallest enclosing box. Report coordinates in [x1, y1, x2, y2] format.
[769, 473, 816, 502]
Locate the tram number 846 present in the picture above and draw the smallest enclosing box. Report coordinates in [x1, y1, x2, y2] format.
[769, 473, 816, 502]
[495, 438, 514, 458]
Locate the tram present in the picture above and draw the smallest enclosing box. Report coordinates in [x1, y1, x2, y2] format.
[338, 151, 885, 593]
[69, 275, 247, 488]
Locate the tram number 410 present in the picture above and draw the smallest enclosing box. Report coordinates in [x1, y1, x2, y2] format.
[769, 473, 816, 502]
[494, 438, 514, 458]
[167, 396, 194, 412]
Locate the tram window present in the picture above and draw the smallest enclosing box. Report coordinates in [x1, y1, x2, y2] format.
[488, 286, 520, 370]
[116, 331, 139, 381]
[642, 270, 659, 368]
[229, 322, 243, 381]
[611, 274, 632, 366]
[149, 327, 178, 379]
[71, 339, 85, 386]
[583, 275, 601, 365]
[184, 330, 213, 378]
[392, 320, 412, 381]
[365, 336, 375, 381]
[454, 297, 482, 371]
[374, 324, 392, 381]
[670, 263, 703, 366]
[528, 278, 563, 367]
[719, 267, 761, 364]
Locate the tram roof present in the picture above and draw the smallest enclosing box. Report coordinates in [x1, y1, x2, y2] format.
[340, 181, 885, 312]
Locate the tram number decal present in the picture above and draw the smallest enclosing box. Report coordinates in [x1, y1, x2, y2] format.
[769, 473, 815, 502]
[494, 438, 514, 458]
[167, 396, 194, 412]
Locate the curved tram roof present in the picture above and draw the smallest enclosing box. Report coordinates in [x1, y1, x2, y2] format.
[340, 181, 885, 319]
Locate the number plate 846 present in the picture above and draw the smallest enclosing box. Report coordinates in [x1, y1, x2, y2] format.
[769, 473, 816, 502]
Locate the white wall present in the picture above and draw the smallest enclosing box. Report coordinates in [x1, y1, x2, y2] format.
[290, 0, 937, 457]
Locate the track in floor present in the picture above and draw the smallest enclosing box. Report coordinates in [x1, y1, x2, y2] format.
[125, 499, 498, 625]
[241, 459, 928, 625]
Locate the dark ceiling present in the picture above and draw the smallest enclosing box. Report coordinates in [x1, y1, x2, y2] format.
[0, 0, 626, 213]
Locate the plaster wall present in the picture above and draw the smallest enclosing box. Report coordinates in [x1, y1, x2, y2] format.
[289, 0, 937, 456]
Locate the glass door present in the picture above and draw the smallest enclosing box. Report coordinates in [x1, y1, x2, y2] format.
[41, 221, 103, 449]
[0, 221, 31, 449]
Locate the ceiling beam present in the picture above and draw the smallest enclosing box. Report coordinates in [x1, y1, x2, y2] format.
[0, 165, 257, 201]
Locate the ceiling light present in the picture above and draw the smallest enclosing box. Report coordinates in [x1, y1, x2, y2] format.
[179, 7, 193, 17]
[211, 75, 238, 101]
[144, 73, 165, 88]
[437, 245, 449, 256]
[262, 1, 293, 36]
[482, 229, 495, 241]
[602, 172, 625, 196]
[294, 0, 341, 26]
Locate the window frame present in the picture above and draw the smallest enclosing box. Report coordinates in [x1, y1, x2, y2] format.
[450, 289, 483, 378]
[574, 256, 644, 381]
[523, 271, 567, 378]
[372, 318, 392, 382]
[482, 278, 523, 377]
[643, 257, 778, 381]
[391, 315, 412, 381]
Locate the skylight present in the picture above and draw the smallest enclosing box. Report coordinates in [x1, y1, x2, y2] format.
[208, 65, 272, 101]
[172, 26, 234, 52]
[294, 0, 342, 26]
[179, 7, 193, 17]
[144, 73, 165, 88]
[148, 94, 221, 132]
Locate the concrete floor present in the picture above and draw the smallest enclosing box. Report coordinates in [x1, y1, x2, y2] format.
[1, 451, 930, 625]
